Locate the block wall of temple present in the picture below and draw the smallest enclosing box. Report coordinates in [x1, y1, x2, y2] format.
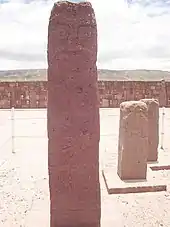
[0, 81, 169, 108]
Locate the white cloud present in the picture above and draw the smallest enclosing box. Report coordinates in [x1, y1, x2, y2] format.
[0, 0, 53, 69]
[0, 0, 170, 70]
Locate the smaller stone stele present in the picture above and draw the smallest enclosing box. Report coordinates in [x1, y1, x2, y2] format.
[117, 101, 148, 180]
[140, 99, 159, 162]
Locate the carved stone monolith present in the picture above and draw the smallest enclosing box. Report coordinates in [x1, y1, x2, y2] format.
[141, 99, 159, 162]
[47, 1, 100, 227]
[117, 101, 148, 180]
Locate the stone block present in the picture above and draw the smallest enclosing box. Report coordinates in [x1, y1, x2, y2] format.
[117, 101, 148, 180]
[47, 1, 100, 227]
[103, 168, 167, 194]
[140, 99, 159, 162]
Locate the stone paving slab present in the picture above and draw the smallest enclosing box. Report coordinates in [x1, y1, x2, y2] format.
[148, 148, 170, 171]
[102, 167, 167, 194]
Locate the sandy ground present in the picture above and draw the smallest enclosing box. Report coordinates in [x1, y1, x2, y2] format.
[0, 108, 170, 227]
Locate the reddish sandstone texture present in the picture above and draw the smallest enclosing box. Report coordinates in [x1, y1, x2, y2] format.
[141, 99, 159, 162]
[117, 101, 148, 180]
[160, 80, 167, 107]
[47, 1, 100, 227]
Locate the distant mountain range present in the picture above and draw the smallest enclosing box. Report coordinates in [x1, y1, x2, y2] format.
[0, 69, 170, 81]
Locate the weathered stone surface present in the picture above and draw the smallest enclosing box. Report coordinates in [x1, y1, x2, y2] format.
[103, 169, 167, 194]
[140, 99, 159, 162]
[160, 80, 167, 107]
[117, 101, 148, 180]
[47, 1, 100, 227]
[0, 80, 169, 109]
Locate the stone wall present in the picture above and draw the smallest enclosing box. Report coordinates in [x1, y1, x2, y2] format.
[0, 82, 47, 108]
[98, 81, 167, 108]
[0, 81, 169, 109]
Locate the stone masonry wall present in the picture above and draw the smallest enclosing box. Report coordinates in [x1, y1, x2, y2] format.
[0, 81, 169, 108]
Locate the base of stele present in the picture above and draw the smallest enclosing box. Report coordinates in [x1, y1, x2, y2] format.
[148, 148, 170, 171]
[102, 168, 167, 194]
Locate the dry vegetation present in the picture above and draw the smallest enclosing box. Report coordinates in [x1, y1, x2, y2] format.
[0, 69, 170, 81]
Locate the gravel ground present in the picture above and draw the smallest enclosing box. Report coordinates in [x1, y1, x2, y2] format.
[0, 108, 170, 227]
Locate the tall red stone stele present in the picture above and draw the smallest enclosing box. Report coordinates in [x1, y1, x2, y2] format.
[47, 1, 100, 227]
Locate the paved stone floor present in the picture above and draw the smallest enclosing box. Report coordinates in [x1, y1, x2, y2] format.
[0, 108, 170, 226]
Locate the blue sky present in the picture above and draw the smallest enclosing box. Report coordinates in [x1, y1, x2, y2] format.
[0, 0, 170, 70]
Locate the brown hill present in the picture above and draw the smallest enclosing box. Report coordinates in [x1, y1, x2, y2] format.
[0, 69, 170, 81]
